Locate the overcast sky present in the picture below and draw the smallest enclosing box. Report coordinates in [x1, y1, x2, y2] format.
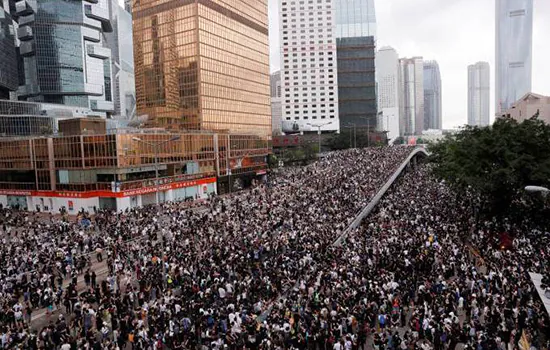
[268, 0, 550, 129]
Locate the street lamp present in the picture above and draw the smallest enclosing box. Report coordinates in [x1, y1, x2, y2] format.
[344, 123, 357, 148]
[525, 186, 550, 197]
[132, 135, 181, 206]
[306, 121, 332, 155]
[132, 135, 180, 290]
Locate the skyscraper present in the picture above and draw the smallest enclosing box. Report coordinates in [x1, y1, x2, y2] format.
[337, 36, 377, 129]
[399, 57, 424, 135]
[133, 0, 271, 136]
[334, 0, 376, 39]
[105, 0, 136, 120]
[376, 46, 400, 141]
[12, 0, 114, 115]
[280, 0, 339, 133]
[495, 0, 533, 113]
[423, 61, 442, 130]
[0, 2, 17, 100]
[468, 62, 490, 127]
[270, 71, 282, 135]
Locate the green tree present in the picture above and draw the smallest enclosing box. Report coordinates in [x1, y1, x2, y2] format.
[429, 116, 550, 221]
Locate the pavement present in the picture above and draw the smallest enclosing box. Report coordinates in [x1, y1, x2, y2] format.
[529, 272, 550, 317]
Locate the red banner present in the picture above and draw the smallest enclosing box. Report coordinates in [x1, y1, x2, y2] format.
[0, 177, 217, 199]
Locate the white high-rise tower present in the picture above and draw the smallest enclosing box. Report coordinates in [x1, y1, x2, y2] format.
[495, 0, 533, 114]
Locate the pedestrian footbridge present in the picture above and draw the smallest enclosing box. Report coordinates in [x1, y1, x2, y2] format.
[333, 146, 430, 246]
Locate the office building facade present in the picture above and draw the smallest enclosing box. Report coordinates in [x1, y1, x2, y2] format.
[0, 131, 269, 212]
[270, 71, 282, 135]
[334, 0, 376, 39]
[399, 57, 424, 135]
[133, 0, 271, 136]
[376, 46, 400, 141]
[279, 0, 339, 134]
[11, 0, 115, 116]
[468, 62, 490, 127]
[0, 100, 96, 136]
[423, 61, 442, 130]
[105, 0, 136, 120]
[495, 0, 533, 113]
[336, 36, 376, 129]
[0, 2, 18, 99]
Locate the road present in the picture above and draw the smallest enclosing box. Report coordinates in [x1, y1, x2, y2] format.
[27, 204, 211, 330]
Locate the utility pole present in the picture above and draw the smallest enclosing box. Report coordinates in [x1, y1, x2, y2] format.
[132, 135, 180, 290]
[307, 121, 333, 156]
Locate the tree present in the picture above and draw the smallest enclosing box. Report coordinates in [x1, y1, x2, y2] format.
[429, 116, 550, 221]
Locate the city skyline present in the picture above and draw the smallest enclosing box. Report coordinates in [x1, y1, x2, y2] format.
[268, 0, 550, 129]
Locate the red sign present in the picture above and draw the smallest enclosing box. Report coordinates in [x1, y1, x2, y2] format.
[6, 177, 218, 199]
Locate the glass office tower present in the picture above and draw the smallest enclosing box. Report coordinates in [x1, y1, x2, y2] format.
[0, 2, 17, 99]
[423, 61, 442, 130]
[495, 0, 533, 113]
[337, 36, 377, 128]
[334, 0, 377, 130]
[11, 0, 114, 114]
[133, 0, 271, 136]
[334, 0, 376, 39]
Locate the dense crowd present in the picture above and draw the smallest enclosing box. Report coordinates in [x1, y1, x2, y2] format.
[0, 147, 417, 349]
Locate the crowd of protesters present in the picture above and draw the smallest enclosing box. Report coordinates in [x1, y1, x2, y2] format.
[0, 147, 548, 349]
[0, 147, 415, 349]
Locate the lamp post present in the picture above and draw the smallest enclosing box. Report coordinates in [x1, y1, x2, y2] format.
[132, 135, 181, 205]
[306, 121, 332, 156]
[344, 123, 357, 148]
[525, 186, 550, 197]
[132, 135, 180, 290]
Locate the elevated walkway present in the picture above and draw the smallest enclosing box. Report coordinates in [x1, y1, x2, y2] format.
[333, 146, 429, 246]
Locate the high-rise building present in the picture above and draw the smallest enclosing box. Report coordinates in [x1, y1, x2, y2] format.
[334, 0, 376, 40]
[423, 61, 442, 130]
[124, 0, 133, 13]
[133, 0, 271, 136]
[0, 1, 18, 100]
[270, 71, 282, 135]
[280, 0, 339, 134]
[468, 62, 491, 126]
[105, 0, 136, 120]
[11, 0, 115, 116]
[495, 0, 533, 113]
[398, 57, 424, 136]
[337, 36, 377, 129]
[376, 46, 400, 141]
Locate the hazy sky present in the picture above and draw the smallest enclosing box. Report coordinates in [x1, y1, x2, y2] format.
[268, 0, 550, 129]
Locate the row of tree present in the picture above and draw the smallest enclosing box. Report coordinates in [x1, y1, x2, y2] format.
[429, 116, 550, 227]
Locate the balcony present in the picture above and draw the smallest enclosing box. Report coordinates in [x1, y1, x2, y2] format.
[17, 26, 33, 41]
[15, 0, 33, 15]
[86, 44, 111, 59]
[18, 14, 35, 26]
[84, 83, 104, 96]
[19, 41, 35, 57]
[82, 27, 100, 42]
[84, 4, 113, 32]
[90, 99, 114, 112]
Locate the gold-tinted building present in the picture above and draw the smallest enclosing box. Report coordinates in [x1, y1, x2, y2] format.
[133, 0, 271, 136]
